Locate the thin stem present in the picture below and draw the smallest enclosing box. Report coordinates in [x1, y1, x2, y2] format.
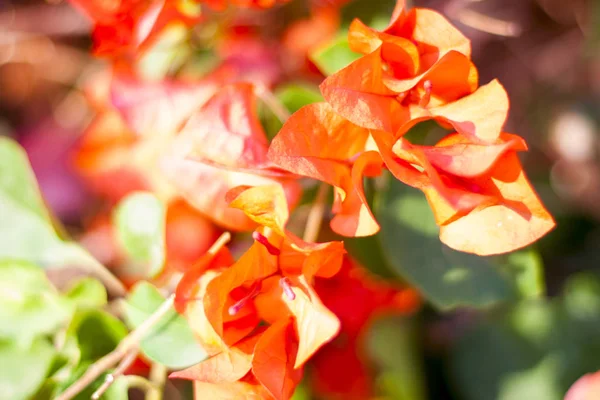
[91, 348, 139, 400]
[303, 183, 329, 243]
[255, 84, 291, 123]
[146, 363, 168, 400]
[55, 295, 175, 400]
[208, 231, 231, 255]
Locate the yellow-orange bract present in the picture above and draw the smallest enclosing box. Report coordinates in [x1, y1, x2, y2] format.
[268, 0, 555, 255]
[172, 185, 345, 399]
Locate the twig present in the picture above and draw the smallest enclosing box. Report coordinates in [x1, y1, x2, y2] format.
[254, 84, 291, 123]
[303, 183, 329, 242]
[208, 232, 232, 255]
[55, 295, 175, 400]
[91, 348, 139, 400]
[146, 363, 168, 400]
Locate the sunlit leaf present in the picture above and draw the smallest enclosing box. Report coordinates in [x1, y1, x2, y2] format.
[114, 192, 166, 279]
[0, 338, 56, 400]
[310, 34, 361, 76]
[0, 261, 73, 345]
[124, 281, 208, 369]
[65, 278, 108, 310]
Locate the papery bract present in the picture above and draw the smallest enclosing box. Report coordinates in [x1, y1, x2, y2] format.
[161, 83, 301, 231]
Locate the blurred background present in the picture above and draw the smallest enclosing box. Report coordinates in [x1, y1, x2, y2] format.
[2, 0, 600, 399]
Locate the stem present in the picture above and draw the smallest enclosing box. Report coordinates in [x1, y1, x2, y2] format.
[70, 246, 127, 298]
[91, 348, 139, 400]
[255, 84, 290, 123]
[146, 363, 168, 400]
[55, 295, 175, 400]
[208, 231, 231, 255]
[303, 183, 329, 243]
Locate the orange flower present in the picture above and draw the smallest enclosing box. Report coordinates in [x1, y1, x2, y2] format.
[172, 185, 345, 399]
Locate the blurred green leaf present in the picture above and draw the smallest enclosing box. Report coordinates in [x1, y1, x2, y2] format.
[261, 83, 323, 140]
[368, 316, 427, 400]
[375, 177, 545, 310]
[65, 278, 108, 310]
[70, 310, 128, 363]
[123, 282, 208, 369]
[0, 138, 116, 282]
[113, 192, 166, 279]
[0, 261, 73, 345]
[451, 272, 600, 400]
[309, 34, 361, 76]
[275, 83, 323, 114]
[0, 338, 56, 400]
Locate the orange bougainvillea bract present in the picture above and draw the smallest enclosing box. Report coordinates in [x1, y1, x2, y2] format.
[268, 0, 555, 255]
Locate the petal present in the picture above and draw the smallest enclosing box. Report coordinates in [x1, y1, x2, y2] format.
[177, 83, 270, 168]
[320, 50, 405, 132]
[383, 50, 478, 103]
[566, 371, 600, 400]
[227, 185, 290, 236]
[174, 246, 234, 313]
[192, 378, 272, 400]
[422, 132, 527, 178]
[404, 79, 509, 142]
[283, 276, 340, 369]
[385, 8, 471, 68]
[252, 319, 303, 400]
[169, 334, 261, 383]
[204, 243, 279, 338]
[439, 153, 556, 255]
[330, 151, 383, 237]
[268, 102, 370, 190]
[160, 151, 302, 231]
[110, 74, 219, 136]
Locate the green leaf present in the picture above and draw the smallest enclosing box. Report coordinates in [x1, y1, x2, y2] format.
[0, 261, 73, 345]
[275, 83, 323, 114]
[113, 192, 166, 279]
[0, 338, 56, 400]
[123, 282, 208, 369]
[65, 278, 108, 309]
[367, 316, 427, 400]
[70, 310, 128, 363]
[450, 272, 600, 400]
[375, 177, 545, 310]
[310, 34, 361, 76]
[0, 138, 120, 292]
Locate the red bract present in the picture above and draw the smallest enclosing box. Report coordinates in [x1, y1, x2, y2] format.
[311, 257, 420, 400]
[69, 0, 202, 59]
[161, 83, 302, 231]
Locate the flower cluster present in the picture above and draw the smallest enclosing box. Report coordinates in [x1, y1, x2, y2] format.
[67, 0, 555, 398]
[269, 0, 555, 255]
